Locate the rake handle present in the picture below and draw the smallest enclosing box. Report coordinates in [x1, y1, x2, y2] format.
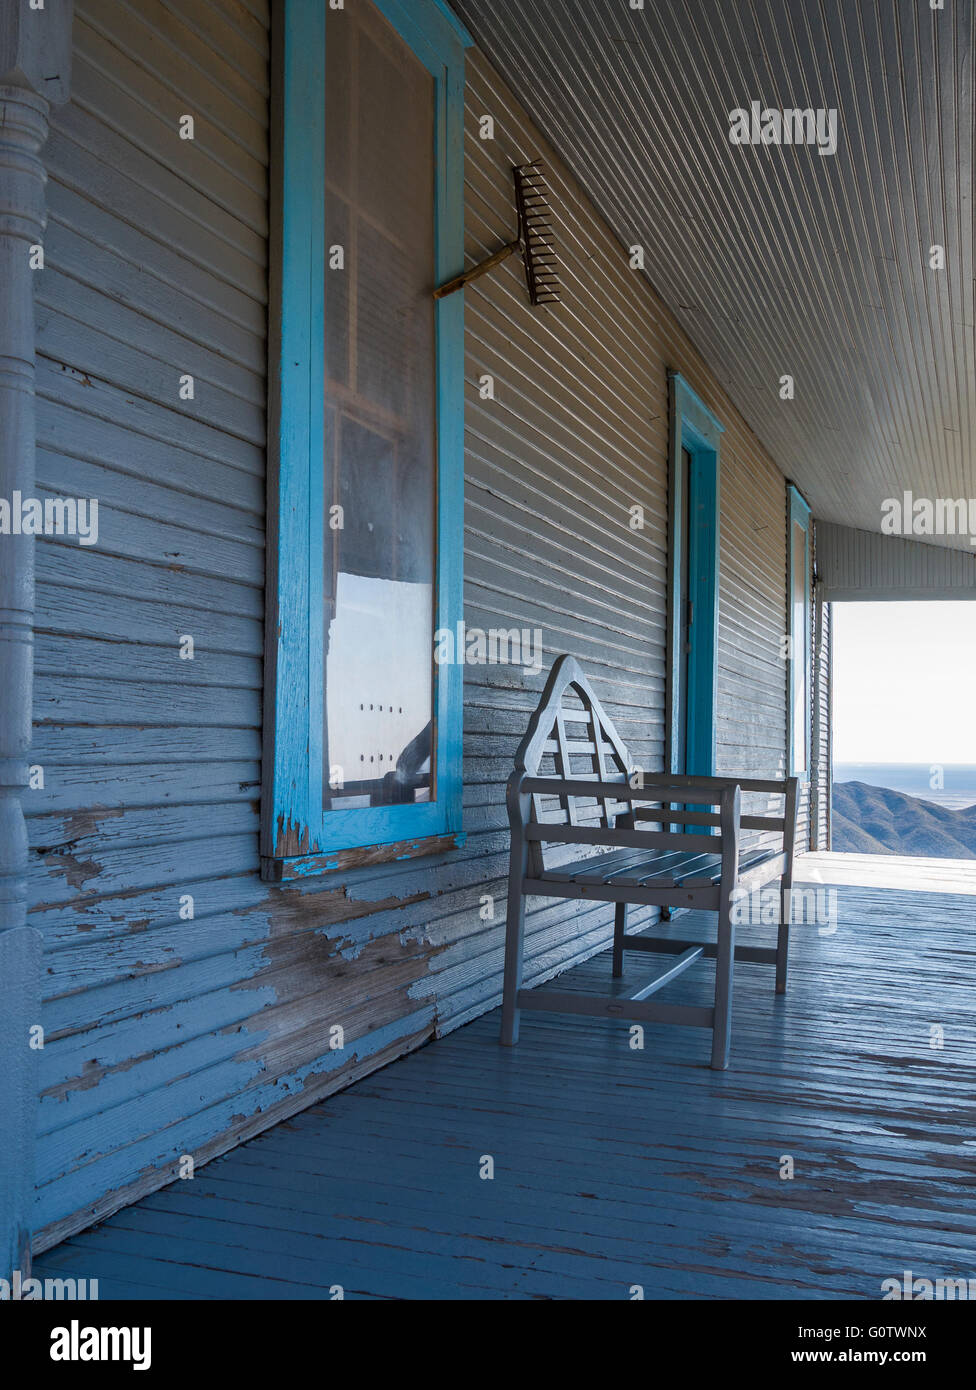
[433, 241, 521, 299]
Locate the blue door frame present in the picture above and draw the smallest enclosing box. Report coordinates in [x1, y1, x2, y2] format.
[667, 372, 724, 778]
[787, 482, 813, 778]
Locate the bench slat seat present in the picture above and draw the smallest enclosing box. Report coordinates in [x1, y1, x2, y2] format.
[541, 845, 780, 889]
[501, 655, 800, 1070]
[543, 848, 718, 888]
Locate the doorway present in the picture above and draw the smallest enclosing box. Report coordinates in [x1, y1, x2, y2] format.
[830, 601, 976, 857]
[668, 374, 722, 778]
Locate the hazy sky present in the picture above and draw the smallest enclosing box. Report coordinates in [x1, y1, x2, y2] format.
[832, 602, 976, 763]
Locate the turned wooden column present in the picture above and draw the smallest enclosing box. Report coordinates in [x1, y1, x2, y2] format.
[0, 0, 72, 1280]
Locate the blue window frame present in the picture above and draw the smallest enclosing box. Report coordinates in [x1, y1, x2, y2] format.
[667, 372, 724, 778]
[262, 0, 472, 881]
[787, 483, 812, 777]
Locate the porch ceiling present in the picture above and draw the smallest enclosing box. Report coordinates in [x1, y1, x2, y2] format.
[452, 0, 975, 545]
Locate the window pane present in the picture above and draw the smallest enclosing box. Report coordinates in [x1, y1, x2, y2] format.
[323, 0, 437, 810]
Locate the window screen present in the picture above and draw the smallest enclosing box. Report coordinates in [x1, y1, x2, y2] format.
[322, 0, 438, 810]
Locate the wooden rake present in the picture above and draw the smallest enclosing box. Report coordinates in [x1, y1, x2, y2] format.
[434, 161, 561, 307]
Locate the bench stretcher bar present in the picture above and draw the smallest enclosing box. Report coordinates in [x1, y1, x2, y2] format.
[621, 935, 779, 967]
[515, 989, 715, 1029]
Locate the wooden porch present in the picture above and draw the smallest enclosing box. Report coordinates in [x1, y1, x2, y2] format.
[34, 868, 976, 1300]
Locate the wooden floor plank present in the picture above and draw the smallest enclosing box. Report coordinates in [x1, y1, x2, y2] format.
[33, 883, 976, 1299]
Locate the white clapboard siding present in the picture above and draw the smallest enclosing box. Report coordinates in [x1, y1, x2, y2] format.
[818, 521, 976, 599]
[30, 0, 274, 1249]
[30, 13, 794, 1252]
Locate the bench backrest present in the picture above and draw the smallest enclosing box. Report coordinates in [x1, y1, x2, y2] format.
[511, 655, 634, 832]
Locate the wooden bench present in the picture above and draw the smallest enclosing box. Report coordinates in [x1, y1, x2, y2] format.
[501, 655, 800, 1069]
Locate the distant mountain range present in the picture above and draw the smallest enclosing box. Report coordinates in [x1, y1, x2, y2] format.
[833, 763, 976, 810]
[832, 781, 976, 858]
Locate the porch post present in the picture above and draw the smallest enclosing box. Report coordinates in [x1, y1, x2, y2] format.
[0, 0, 72, 1280]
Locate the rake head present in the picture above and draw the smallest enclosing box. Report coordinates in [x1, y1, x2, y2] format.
[513, 161, 561, 308]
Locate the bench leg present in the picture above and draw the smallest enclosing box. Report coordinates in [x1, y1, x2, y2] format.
[710, 890, 736, 1070]
[775, 874, 791, 994]
[500, 864, 526, 1046]
[612, 902, 627, 978]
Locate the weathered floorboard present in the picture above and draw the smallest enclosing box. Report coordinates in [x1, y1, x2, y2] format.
[34, 883, 976, 1299]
